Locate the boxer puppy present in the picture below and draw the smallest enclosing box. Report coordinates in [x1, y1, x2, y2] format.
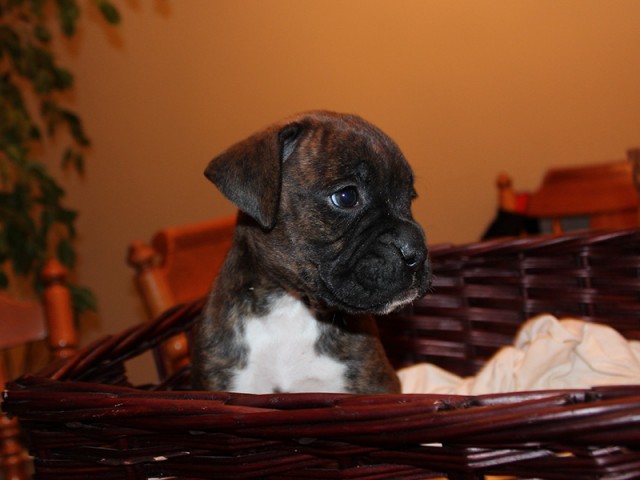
[192, 111, 430, 394]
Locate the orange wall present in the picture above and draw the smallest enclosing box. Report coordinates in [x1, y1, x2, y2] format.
[47, 1, 640, 378]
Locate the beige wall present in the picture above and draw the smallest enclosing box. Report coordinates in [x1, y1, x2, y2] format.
[46, 1, 640, 377]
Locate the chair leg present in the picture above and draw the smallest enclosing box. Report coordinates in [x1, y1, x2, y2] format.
[0, 412, 30, 480]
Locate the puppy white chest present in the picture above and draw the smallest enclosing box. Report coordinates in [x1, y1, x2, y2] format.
[231, 294, 347, 394]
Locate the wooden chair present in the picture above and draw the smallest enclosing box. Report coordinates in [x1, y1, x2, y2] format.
[127, 216, 236, 375]
[0, 259, 76, 480]
[496, 150, 640, 235]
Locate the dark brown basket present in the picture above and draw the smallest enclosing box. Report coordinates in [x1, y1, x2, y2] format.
[4, 228, 640, 479]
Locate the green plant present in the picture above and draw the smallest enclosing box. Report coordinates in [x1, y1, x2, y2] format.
[0, 0, 120, 313]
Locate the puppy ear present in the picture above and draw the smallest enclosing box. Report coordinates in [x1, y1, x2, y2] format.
[205, 121, 304, 229]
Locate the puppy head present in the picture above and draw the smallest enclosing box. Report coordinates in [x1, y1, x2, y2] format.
[205, 111, 431, 314]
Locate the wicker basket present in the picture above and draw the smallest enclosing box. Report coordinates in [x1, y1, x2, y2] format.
[4, 228, 640, 479]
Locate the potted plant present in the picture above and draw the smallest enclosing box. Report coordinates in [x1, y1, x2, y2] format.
[0, 0, 120, 313]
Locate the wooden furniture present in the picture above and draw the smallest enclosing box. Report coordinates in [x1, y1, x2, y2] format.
[630, 147, 640, 195]
[127, 215, 236, 375]
[0, 259, 76, 480]
[497, 152, 640, 235]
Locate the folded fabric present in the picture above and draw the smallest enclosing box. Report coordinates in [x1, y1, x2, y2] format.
[398, 314, 640, 395]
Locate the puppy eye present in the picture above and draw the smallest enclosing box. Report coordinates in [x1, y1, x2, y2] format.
[330, 186, 359, 208]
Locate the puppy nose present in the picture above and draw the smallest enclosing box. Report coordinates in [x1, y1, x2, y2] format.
[400, 244, 426, 271]
[392, 222, 427, 271]
[400, 243, 425, 270]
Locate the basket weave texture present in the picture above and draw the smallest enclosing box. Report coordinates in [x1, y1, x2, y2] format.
[3, 228, 640, 479]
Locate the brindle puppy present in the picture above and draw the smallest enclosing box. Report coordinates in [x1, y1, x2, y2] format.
[192, 111, 430, 394]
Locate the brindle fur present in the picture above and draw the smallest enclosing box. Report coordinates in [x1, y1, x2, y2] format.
[192, 111, 430, 394]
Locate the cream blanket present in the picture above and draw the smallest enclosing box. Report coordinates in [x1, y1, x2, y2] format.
[398, 315, 640, 395]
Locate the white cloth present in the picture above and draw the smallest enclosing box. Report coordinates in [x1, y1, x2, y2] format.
[398, 314, 640, 395]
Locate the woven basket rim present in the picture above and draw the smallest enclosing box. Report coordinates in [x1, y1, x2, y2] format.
[3, 228, 640, 479]
[430, 227, 639, 258]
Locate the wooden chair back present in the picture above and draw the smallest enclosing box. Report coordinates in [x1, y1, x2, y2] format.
[0, 259, 76, 480]
[127, 216, 236, 375]
[497, 151, 640, 235]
